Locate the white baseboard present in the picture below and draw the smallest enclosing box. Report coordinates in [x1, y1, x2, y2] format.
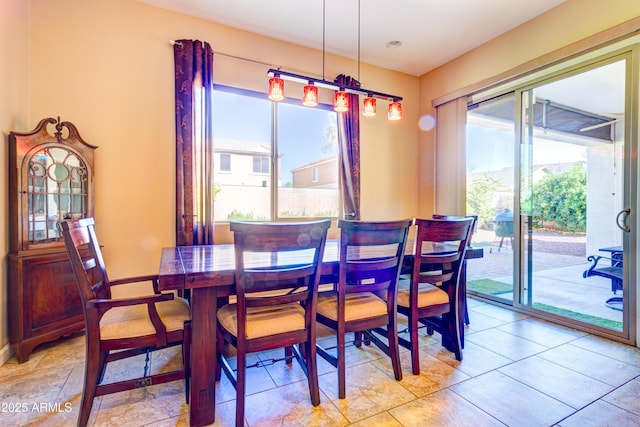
[0, 343, 13, 366]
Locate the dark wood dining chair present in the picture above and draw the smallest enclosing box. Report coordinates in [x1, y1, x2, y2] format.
[432, 214, 478, 328]
[315, 219, 411, 399]
[397, 217, 472, 374]
[58, 218, 191, 427]
[217, 220, 331, 427]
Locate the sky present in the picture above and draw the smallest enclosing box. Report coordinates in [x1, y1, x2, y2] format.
[467, 125, 586, 173]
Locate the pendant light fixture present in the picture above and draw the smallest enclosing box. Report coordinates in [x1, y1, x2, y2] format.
[266, 0, 402, 120]
[268, 74, 285, 101]
[303, 83, 319, 106]
[334, 90, 349, 112]
[388, 100, 402, 121]
[362, 96, 376, 117]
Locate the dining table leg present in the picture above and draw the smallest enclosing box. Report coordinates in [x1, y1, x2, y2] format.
[189, 285, 218, 427]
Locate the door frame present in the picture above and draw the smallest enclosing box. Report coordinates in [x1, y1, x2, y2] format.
[467, 47, 638, 344]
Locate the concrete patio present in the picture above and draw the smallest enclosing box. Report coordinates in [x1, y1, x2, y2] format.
[465, 229, 623, 328]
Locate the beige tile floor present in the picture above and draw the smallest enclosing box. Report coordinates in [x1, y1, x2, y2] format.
[3, 298, 640, 426]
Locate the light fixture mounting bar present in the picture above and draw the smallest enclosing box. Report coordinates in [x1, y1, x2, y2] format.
[267, 68, 402, 102]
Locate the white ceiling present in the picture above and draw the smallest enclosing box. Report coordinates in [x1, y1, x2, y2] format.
[138, 0, 567, 76]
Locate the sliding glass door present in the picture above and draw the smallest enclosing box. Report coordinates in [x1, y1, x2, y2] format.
[519, 57, 629, 334]
[465, 52, 634, 340]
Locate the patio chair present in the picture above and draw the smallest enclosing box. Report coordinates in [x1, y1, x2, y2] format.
[583, 250, 623, 310]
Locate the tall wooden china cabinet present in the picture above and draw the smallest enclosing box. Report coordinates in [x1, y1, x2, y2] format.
[8, 117, 96, 362]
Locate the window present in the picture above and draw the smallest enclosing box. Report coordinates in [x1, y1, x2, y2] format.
[252, 156, 269, 174]
[212, 85, 340, 221]
[219, 154, 231, 172]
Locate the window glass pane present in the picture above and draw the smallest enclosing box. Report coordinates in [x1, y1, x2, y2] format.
[212, 86, 340, 222]
[213, 89, 271, 221]
[466, 93, 515, 304]
[276, 103, 339, 218]
[219, 154, 230, 172]
[253, 156, 269, 174]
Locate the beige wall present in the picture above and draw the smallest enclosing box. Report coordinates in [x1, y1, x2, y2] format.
[1, 0, 29, 360]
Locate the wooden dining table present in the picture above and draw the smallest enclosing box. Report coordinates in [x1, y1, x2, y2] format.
[157, 240, 483, 426]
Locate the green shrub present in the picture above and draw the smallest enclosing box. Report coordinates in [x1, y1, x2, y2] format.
[227, 210, 267, 221]
[523, 164, 586, 232]
[466, 176, 502, 229]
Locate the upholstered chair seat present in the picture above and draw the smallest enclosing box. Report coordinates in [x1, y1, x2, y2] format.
[217, 302, 306, 339]
[100, 299, 190, 340]
[397, 283, 449, 309]
[316, 292, 388, 321]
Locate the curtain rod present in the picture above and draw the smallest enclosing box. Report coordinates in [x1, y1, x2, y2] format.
[168, 40, 375, 88]
[169, 40, 276, 68]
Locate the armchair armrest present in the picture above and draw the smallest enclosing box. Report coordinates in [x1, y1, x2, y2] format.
[611, 251, 623, 267]
[109, 274, 158, 286]
[87, 292, 173, 310]
[109, 274, 161, 293]
[583, 255, 611, 278]
[88, 290, 176, 347]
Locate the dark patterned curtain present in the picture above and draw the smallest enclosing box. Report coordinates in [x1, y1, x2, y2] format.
[334, 74, 361, 220]
[174, 39, 214, 245]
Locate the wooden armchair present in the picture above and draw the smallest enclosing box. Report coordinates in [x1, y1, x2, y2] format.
[315, 219, 411, 399]
[397, 217, 472, 374]
[58, 218, 191, 427]
[217, 220, 331, 427]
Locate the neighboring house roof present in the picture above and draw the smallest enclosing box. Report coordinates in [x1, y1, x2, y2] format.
[214, 138, 270, 155]
[534, 162, 582, 175]
[290, 155, 337, 173]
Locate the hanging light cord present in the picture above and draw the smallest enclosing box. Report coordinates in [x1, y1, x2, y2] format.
[358, 0, 361, 83]
[265, 0, 402, 104]
[322, 0, 326, 80]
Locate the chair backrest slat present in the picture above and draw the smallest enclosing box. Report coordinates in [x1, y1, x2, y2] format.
[82, 258, 97, 271]
[338, 219, 412, 302]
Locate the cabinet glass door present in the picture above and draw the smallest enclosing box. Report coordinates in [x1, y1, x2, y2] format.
[27, 147, 88, 244]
